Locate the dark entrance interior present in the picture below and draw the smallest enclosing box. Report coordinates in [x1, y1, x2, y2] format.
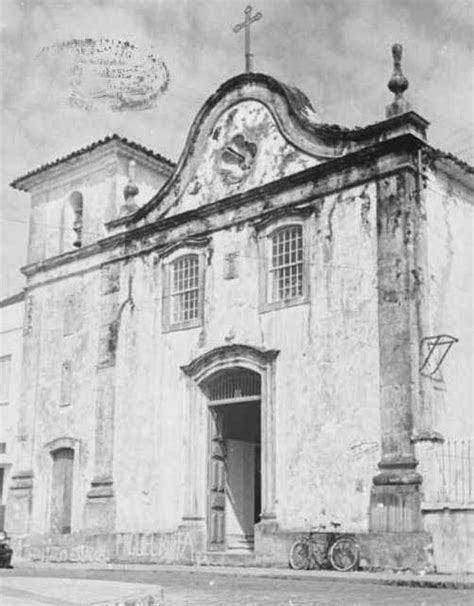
[206, 369, 261, 551]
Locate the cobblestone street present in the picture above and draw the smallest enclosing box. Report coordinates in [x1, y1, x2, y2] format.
[1, 567, 473, 605]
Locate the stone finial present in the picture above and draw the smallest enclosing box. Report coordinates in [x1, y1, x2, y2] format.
[386, 43, 411, 118]
[119, 159, 140, 217]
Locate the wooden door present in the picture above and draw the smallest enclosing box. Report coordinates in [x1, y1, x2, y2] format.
[254, 444, 261, 525]
[50, 448, 74, 534]
[208, 408, 226, 549]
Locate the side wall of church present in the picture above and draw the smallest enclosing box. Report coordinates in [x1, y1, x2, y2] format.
[415, 168, 474, 573]
[422, 169, 473, 440]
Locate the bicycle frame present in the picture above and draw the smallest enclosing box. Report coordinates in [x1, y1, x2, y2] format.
[306, 528, 338, 569]
[290, 522, 359, 571]
[299, 522, 358, 569]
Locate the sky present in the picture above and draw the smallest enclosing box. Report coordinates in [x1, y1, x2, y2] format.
[1, 0, 473, 299]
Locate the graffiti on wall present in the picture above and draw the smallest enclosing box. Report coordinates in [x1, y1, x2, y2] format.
[11, 530, 195, 564]
[347, 440, 379, 460]
[11, 538, 109, 563]
[115, 530, 195, 562]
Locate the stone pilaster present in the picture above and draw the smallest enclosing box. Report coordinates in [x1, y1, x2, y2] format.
[6, 292, 41, 535]
[370, 171, 423, 532]
[84, 264, 120, 532]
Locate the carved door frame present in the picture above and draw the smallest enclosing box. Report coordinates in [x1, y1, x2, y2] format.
[180, 344, 279, 542]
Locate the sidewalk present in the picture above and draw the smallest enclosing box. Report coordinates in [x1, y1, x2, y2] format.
[10, 560, 474, 591]
[0, 576, 165, 606]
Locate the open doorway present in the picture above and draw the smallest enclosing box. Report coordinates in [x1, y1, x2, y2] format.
[205, 369, 261, 552]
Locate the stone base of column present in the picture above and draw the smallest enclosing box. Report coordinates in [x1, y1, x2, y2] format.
[84, 477, 116, 533]
[254, 514, 282, 564]
[257, 511, 278, 532]
[369, 459, 423, 532]
[5, 471, 33, 535]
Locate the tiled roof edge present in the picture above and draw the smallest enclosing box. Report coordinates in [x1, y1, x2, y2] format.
[10, 134, 175, 191]
[428, 147, 474, 175]
[0, 289, 26, 309]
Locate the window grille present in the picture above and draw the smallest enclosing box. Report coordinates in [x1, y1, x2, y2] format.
[171, 255, 200, 324]
[428, 439, 474, 504]
[208, 370, 261, 403]
[270, 226, 303, 302]
[0, 356, 11, 404]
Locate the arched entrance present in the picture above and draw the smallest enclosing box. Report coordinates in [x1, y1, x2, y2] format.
[180, 344, 279, 553]
[204, 369, 261, 551]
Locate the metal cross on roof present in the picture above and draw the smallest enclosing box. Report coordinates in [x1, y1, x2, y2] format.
[233, 5, 263, 74]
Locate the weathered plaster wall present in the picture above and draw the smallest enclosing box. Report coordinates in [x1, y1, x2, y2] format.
[28, 166, 116, 264]
[171, 100, 319, 215]
[273, 184, 380, 531]
[423, 509, 474, 573]
[415, 168, 474, 573]
[13, 272, 102, 535]
[111, 181, 379, 535]
[421, 169, 473, 439]
[0, 300, 23, 523]
[113, 254, 187, 532]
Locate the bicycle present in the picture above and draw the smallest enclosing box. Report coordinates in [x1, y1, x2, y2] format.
[289, 522, 359, 572]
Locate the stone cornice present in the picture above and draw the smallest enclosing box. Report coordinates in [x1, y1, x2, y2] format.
[21, 133, 425, 282]
[159, 236, 211, 260]
[181, 344, 280, 380]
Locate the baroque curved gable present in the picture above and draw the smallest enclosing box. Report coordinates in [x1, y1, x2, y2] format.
[107, 73, 427, 233]
[109, 73, 354, 230]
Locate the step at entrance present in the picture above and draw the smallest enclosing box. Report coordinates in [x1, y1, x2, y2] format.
[227, 534, 255, 552]
[202, 550, 256, 567]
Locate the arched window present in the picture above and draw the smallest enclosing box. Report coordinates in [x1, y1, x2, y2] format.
[60, 191, 84, 252]
[50, 447, 74, 534]
[269, 225, 303, 302]
[69, 191, 83, 248]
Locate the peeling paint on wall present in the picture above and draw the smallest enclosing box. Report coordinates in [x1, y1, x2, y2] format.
[173, 100, 320, 214]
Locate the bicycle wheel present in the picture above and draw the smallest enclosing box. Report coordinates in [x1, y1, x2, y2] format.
[328, 537, 359, 572]
[311, 541, 326, 569]
[289, 540, 310, 570]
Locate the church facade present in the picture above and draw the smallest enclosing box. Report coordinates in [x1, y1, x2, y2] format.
[6, 62, 473, 571]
